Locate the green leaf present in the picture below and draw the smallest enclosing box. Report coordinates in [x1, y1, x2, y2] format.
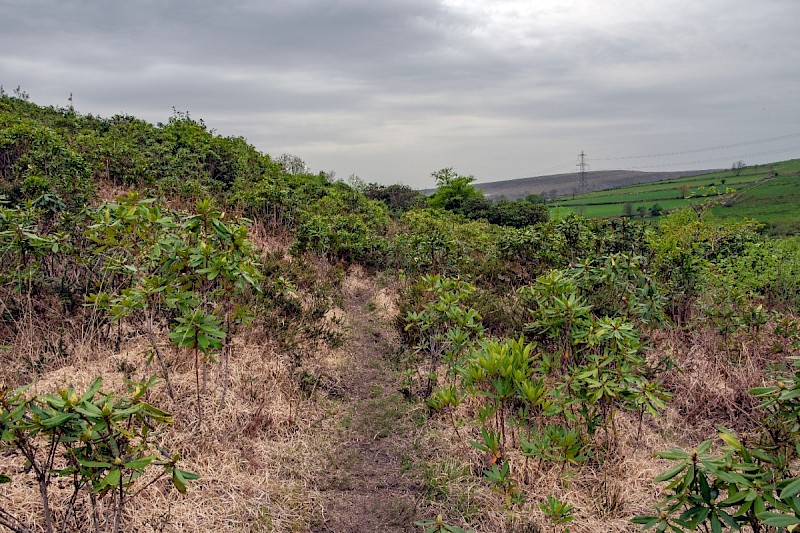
[655, 463, 688, 482]
[782, 477, 800, 500]
[80, 378, 104, 402]
[77, 458, 112, 468]
[172, 468, 200, 494]
[748, 386, 778, 397]
[75, 401, 104, 418]
[717, 510, 739, 530]
[715, 469, 751, 486]
[140, 402, 171, 421]
[444, 526, 472, 533]
[631, 516, 660, 528]
[699, 473, 711, 502]
[734, 498, 753, 517]
[779, 388, 800, 401]
[124, 455, 155, 470]
[40, 411, 74, 429]
[718, 430, 743, 451]
[110, 405, 142, 419]
[719, 490, 747, 506]
[709, 513, 722, 533]
[696, 439, 713, 454]
[102, 468, 121, 488]
[0, 473, 11, 483]
[757, 511, 800, 527]
[45, 395, 66, 409]
[657, 449, 690, 461]
[175, 468, 200, 480]
[172, 469, 188, 494]
[682, 506, 710, 529]
[753, 497, 767, 516]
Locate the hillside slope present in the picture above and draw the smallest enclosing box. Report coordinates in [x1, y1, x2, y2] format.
[711, 159, 800, 234]
[473, 169, 717, 199]
[544, 159, 800, 234]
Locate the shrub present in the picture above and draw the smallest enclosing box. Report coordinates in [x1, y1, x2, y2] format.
[636, 356, 800, 531]
[404, 275, 484, 397]
[387, 208, 499, 276]
[0, 121, 94, 209]
[291, 184, 389, 264]
[86, 194, 262, 411]
[485, 198, 549, 228]
[719, 237, 800, 307]
[363, 183, 425, 214]
[0, 376, 197, 533]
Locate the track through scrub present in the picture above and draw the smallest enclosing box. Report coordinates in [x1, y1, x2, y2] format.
[311, 275, 422, 532]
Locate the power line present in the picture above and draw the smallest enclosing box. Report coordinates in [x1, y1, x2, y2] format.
[594, 132, 800, 161]
[525, 159, 576, 177]
[518, 132, 799, 181]
[538, 159, 575, 172]
[614, 145, 800, 170]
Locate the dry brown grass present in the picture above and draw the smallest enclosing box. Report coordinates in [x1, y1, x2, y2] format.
[413, 400, 678, 532]
[2, 260, 796, 533]
[0, 331, 345, 532]
[373, 286, 400, 324]
[247, 221, 295, 259]
[0, 264, 394, 533]
[94, 180, 135, 203]
[403, 320, 796, 533]
[0, 305, 109, 389]
[651, 326, 785, 442]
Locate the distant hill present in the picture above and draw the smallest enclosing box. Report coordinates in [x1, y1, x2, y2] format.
[470, 169, 719, 200]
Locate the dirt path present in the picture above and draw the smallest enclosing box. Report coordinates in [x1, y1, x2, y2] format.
[311, 276, 423, 532]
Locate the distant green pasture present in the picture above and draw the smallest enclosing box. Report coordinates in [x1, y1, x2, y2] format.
[560, 197, 704, 218]
[549, 159, 800, 234]
[553, 172, 761, 206]
[712, 170, 800, 234]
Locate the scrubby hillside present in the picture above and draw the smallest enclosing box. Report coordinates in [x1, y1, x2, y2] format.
[2, 95, 800, 533]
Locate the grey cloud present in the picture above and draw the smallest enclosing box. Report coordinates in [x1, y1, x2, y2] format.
[1, 0, 799, 187]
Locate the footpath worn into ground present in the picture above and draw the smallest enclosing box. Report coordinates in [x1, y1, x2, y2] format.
[312, 277, 422, 532]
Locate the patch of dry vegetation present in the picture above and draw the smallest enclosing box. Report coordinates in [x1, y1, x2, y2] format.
[2, 266, 797, 533]
[1, 333, 346, 531]
[397, 310, 796, 532]
[0, 239, 358, 532]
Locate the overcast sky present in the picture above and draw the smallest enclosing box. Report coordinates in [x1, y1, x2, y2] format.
[1, 0, 799, 187]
